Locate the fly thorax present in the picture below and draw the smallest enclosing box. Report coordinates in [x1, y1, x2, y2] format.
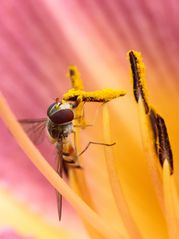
[47, 119, 73, 139]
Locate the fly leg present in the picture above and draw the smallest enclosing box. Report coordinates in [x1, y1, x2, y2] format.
[78, 141, 116, 157]
[63, 151, 82, 169]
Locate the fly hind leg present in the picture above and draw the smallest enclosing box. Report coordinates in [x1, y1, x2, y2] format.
[78, 141, 116, 157]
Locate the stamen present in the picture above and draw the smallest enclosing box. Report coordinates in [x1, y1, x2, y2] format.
[0, 189, 71, 239]
[129, 51, 176, 231]
[69, 165, 104, 238]
[66, 67, 128, 237]
[163, 160, 179, 239]
[69, 126, 107, 238]
[149, 109, 173, 175]
[128, 50, 165, 210]
[63, 88, 126, 103]
[66, 67, 87, 127]
[102, 104, 142, 239]
[128, 51, 149, 114]
[66, 66, 129, 236]
[156, 114, 173, 175]
[67, 66, 84, 90]
[170, 176, 179, 223]
[0, 93, 126, 239]
[149, 108, 158, 154]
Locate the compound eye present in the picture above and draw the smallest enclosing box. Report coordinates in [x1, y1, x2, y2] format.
[47, 102, 57, 117]
[49, 109, 74, 124]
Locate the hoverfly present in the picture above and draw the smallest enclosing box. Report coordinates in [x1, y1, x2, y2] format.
[20, 98, 115, 220]
[20, 99, 81, 220]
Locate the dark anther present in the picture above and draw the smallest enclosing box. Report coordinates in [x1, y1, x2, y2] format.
[129, 51, 149, 114]
[149, 109, 173, 174]
[129, 51, 140, 103]
[156, 114, 173, 175]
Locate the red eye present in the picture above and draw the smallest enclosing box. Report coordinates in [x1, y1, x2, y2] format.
[49, 109, 74, 124]
[47, 102, 59, 117]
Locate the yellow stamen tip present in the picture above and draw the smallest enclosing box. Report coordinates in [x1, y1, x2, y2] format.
[67, 65, 84, 90]
[128, 50, 149, 114]
[63, 88, 126, 103]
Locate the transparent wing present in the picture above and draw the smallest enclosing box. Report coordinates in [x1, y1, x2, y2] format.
[19, 118, 47, 144]
[56, 142, 63, 220]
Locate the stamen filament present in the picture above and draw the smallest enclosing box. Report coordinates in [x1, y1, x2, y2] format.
[69, 127, 104, 239]
[163, 160, 179, 239]
[170, 177, 179, 222]
[102, 104, 142, 239]
[138, 100, 164, 210]
[0, 189, 73, 239]
[0, 93, 126, 239]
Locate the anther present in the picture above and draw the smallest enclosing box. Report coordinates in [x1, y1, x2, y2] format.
[149, 109, 173, 175]
[129, 51, 149, 114]
[156, 114, 173, 175]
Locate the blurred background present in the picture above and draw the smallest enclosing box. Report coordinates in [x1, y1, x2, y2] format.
[0, 0, 179, 238]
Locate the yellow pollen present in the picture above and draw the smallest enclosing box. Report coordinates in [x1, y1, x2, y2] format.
[67, 65, 84, 90]
[63, 88, 126, 103]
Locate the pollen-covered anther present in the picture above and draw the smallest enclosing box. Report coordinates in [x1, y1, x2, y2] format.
[149, 109, 173, 175]
[128, 50, 149, 114]
[63, 88, 126, 103]
[156, 114, 173, 175]
[67, 65, 84, 90]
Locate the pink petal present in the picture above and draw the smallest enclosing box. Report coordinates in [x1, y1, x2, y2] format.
[0, 1, 179, 234]
[0, 229, 33, 239]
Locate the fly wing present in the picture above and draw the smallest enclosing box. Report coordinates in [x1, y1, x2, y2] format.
[56, 141, 64, 220]
[19, 118, 47, 144]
